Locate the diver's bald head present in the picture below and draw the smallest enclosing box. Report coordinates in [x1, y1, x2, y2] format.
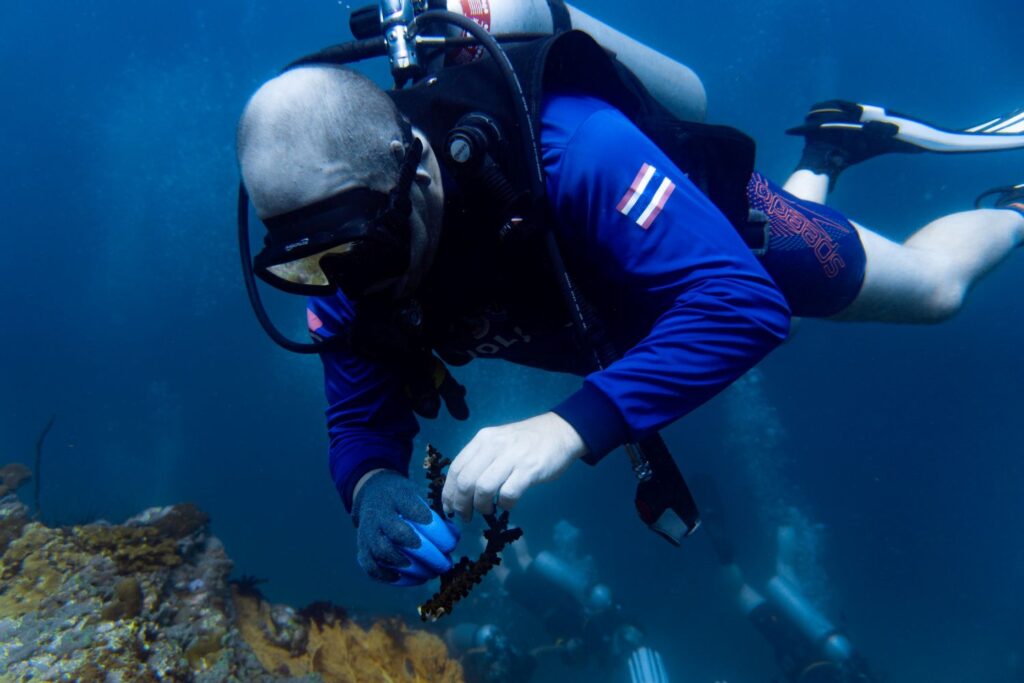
[237, 66, 406, 219]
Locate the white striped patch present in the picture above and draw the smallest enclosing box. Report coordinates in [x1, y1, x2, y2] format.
[616, 163, 656, 215]
[637, 177, 676, 229]
[617, 163, 676, 230]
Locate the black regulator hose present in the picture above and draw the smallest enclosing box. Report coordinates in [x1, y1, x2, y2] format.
[238, 185, 322, 354]
[285, 38, 388, 70]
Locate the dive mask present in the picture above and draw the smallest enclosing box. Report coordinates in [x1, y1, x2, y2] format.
[252, 132, 424, 300]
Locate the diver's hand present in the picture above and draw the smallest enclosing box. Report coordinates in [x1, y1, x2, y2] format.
[351, 470, 460, 586]
[442, 412, 587, 521]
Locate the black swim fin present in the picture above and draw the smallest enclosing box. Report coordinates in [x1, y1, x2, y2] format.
[789, 100, 1024, 189]
[975, 183, 1024, 214]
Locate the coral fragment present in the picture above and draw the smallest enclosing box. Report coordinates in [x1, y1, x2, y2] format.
[418, 445, 524, 622]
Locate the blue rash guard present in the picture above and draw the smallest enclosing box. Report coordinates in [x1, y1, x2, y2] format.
[308, 93, 792, 511]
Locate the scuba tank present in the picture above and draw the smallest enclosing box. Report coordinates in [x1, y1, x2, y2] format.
[350, 0, 707, 122]
[765, 576, 858, 666]
[565, 5, 706, 122]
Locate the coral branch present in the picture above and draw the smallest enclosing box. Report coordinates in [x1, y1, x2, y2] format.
[423, 444, 450, 515]
[418, 445, 524, 622]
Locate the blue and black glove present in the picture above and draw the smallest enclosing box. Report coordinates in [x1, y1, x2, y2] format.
[352, 470, 460, 586]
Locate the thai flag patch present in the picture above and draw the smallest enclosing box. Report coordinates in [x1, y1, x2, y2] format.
[616, 163, 676, 230]
[307, 307, 326, 341]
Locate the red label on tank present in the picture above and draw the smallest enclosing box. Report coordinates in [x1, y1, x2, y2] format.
[453, 0, 492, 64]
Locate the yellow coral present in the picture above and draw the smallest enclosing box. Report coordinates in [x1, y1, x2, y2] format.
[0, 523, 77, 618]
[72, 524, 182, 573]
[233, 588, 464, 682]
[185, 629, 228, 670]
[102, 577, 144, 621]
[0, 516, 185, 619]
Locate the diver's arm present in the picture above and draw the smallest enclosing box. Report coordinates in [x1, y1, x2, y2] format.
[308, 298, 420, 512]
[441, 98, 791, 520]
[544, 99, 791, 460]
[312, 297, 460, 587]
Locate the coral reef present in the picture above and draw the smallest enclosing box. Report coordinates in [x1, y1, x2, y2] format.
[0, 490, 29, 558]
[235, 591, 462, 681]
[0, 481, 463, 682]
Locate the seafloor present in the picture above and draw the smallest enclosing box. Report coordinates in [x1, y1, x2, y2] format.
[0, 463, 464, 682]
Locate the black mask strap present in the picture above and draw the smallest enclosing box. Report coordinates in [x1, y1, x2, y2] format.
[386, 132, 423, 225]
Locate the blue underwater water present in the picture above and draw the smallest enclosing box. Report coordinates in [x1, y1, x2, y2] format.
[2, 1, 1023, 681]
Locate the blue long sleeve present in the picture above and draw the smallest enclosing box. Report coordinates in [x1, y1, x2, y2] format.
[542, 96, 791, 460]
[307, 297, 420, 512]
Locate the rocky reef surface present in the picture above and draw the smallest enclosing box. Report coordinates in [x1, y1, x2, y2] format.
[0, 464, 463, 682]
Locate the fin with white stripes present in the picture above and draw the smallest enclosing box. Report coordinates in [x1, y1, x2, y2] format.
[628, 647, 671, 683]
[787, 100, 1024, 189]
[965, 109, 1024, 136]
[791, 100, 1024, 154]
[866, 104, 1024, 152]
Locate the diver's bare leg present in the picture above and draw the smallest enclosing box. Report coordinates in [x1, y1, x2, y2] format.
[832, 209, 1024, 323]
[783, 170, 830, 204]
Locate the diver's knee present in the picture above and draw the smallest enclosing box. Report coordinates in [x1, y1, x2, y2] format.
[903, 249, 967, 323]
[921, 279, 966, 323]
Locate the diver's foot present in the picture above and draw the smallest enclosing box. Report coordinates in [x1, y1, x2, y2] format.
[788, 101, 924, 188]
[976, 183, 1024, 217]
[789, 100, 1024, 191]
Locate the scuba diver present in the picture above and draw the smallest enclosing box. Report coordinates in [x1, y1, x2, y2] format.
[700, 481, 877, 683]
[442, 622, 535, 683]
[234, 0, 1024, 588]
[444, 520, 669, 683]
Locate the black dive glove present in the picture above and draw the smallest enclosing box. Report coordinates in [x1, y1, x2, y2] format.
[351, 470, 460, 586]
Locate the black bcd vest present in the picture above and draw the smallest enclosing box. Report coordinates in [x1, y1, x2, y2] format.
[357, 31, 761, 417]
